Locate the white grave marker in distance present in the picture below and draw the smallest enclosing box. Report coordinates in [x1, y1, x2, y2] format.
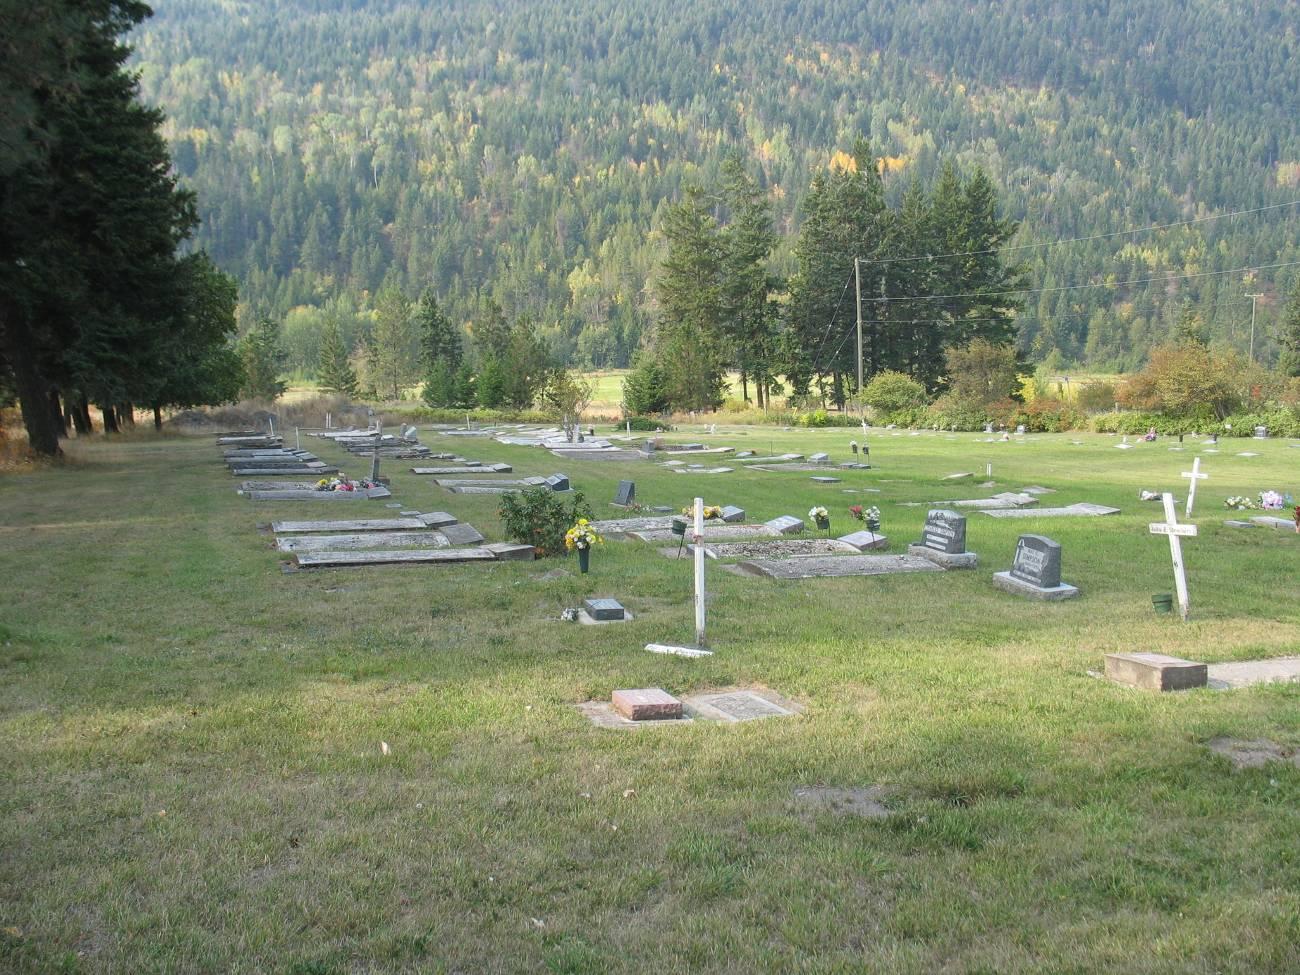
[1149, 492, 1197, 621]
[693, 495, 706, 647]
[1181, 456, 1207, 517]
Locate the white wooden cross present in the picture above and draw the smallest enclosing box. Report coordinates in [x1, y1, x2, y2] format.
[1181, 457, 1207, 517]
[1149, 493, 1198, 621]
[693, 496, 707, 647]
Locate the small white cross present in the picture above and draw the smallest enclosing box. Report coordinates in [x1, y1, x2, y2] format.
[1181, 457, 1208, 517]
[1149, 493, 1198, 620]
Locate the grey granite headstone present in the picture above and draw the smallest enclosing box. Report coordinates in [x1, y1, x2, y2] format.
[809, 452, 829, 462]
[920, 509, 966, 554]
[720, 505, 745, 523]
[764, 515, 805, 535]
[545, 473, 571, 492]
[584, 598, 626, 621]
[440, 522, 486, 545]
[1009, 534, 1060, 588]
[614, 480, 636, 506]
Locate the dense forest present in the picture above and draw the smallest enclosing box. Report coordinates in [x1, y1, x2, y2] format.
[134, 0, 1300, 378]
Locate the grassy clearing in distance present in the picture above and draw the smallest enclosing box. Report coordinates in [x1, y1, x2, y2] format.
[1, 425, 1298, 973]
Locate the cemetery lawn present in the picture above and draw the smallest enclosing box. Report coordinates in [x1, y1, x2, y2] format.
[3, 426, 1300, 974]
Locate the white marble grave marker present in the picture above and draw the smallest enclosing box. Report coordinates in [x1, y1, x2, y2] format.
[1181, 456, 1207, 517]
[1149, 493, 1197, 621]
[693, 496, 706, 647]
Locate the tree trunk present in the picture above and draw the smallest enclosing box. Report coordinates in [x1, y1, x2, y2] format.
[49, 389, 68, 438]
[740, 370, 749, 405]
[69, 395, 91, 435]
[75, 395, 94, 435]
[153, 404, 163, 431]
[119, 402, 135, 427]
[101, 404, 119, 433]
[0, 302, 62, 457]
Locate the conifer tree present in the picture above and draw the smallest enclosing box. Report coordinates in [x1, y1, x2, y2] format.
[1278, 278, 1300, 378]
[240, 318, 288, 400]
[318, 317, 358, 395]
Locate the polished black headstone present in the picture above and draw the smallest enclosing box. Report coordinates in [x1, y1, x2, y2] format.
[920, 509, 967, 554]
[1009, 534, 1061, 589]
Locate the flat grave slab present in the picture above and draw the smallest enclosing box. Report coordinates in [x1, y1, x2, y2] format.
[691, 538, 861, 560]
[417, 512, 459, 528]
[837, 530, 889, 552]
[736, 453, 803, 464]
[1249, 516, 1295, 530]
[733, 554, 942, 579]
[295, 548, 496, 568]
[410, 464, 513, 475]
[612, 688, 681, 720]
[992, 571, 1080, 600]
[589, 515, 679, 535]
[1105, 652, 1207, 691]
[231, 467, 338, 477]
[276, 532, 451, 553]
[584, 597, 627, 621]
[576, 701, 695, 729]
[247, 487, 391, 502]
[644, 643, 714, 658]
[681, 688, 801, 723]
[631, 524, 776, 543]
[440, 522, 486, 545]
[980, 503, 1120, 519]
[272, 517, 428, 534]
[810, 476, 842, 483]
[671, 466, 733, 474]
[765, 515, 805, 535]
[1206, 656, 1300, 689]
[1206, 736, 1300, 770]
[751, 463, 840, 472]
[483, 542, 537, 561]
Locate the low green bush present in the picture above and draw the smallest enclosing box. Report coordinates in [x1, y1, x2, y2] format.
[618, 416, 670, 432]
[498, 487, 593, 557]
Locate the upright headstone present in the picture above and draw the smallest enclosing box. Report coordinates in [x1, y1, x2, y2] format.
[545, 474, 571, 492]
[993, 534, 1079, 600]
[908, 509, 977, 568]
[1254, 425, 1268, 439]
[614, 480, 636, 506]
[370, 423, 382, 482]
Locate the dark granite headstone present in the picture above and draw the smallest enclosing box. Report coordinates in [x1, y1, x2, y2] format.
[614, 480, 636, 506]
[920, 509, 967, 554]
[545, 473, 571, 492]
[584, 598, 626, 621]
[1009, 534, 1061, 589]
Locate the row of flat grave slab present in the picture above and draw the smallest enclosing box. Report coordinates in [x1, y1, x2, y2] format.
[409, 463, 513, 475]
[679, 538, 875, 561]
[244, 486, 392, 501]
[901, 492, 1038, 510]
[980, 502, 1120, 519]
[730, 553, 943, 580]
[580, 687, 802, 728]
[434, 473, 570, 494]
[292, 542, 534, 568]
[1224, 515, 1297, 530]
[1105, 653, 1300, 691]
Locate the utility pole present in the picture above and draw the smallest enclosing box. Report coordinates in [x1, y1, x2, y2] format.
[854, 257, 863, 397]
[1245, 293, 1264, 363]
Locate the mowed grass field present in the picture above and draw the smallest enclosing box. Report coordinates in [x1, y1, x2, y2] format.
[2, 424, 1299, 973]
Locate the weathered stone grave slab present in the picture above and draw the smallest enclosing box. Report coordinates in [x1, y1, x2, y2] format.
[440, 522, 486, 545]
[483, 542, 536, 561]
[809, 452, 830, 463]
[247, 487, 391, 501]
[295, 548, 496, 568]
[908, 509, 977, 568]
[589, 515, 678, 536]
[1206, 737, 1300, 770]
[576, 701, 694, 728]
[231, 466, 338, 477]
[981, 503, 1119, 519]
[272, 517, 427, 534]
[733, 554, 942, 579]
[765, 515, 805, 535]
[681, 688, 801, 722]
[691, 538, 861, 560]
[276, 532, 451, 553]
[720, 505, 745, 523]
[943, 472, 974, 481]
[410, 463, 513, 475]
[810, 476, 842, 483]
[612, 689, 683, 721]
[1249, 516, 1295, 530]
[671, 466, 733, 474]
[417, 512, 458, 528]
[1206, 657, 1300, 689]
[631, 523, 775, 543]
[736, 453, 803, 464]
[239, 480, 321, 492]
[1105, 652, 1207, 691]
[993, 534, 1079, 599]
[644, 643, 714, 658]
[837, 530, 889, 552]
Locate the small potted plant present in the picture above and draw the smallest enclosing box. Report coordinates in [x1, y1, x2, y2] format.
[564, 518, 602, 573]
[809, 505, 830, 533]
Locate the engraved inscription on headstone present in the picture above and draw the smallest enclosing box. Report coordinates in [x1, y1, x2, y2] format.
[920, 509, 966, 554]
[1009, 534, 1061, 589]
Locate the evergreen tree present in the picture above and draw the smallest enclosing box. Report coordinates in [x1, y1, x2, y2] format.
[240, 318, 288, 400]
[653, 186, 726, 411]
[318, 316, 358, 395]
[1278, 278, 1300, 378]
[476, 355, 506, 408]
[718, 155, 779, 407]
[499, 317, 552, 409]
[620, 354, 669, 415]
[416, 288, 462, 371]
[369, 287, 416, 399]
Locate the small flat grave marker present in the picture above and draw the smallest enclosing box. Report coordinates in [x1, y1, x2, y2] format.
[764, 515, 805, 535]
[612, 688, 682, 721]
[720, 505, 745, 523]
[440, 522, 486, 546]
[1105, 652, 1207, 691]
[583, 597, 627, 622]
[836, 530, 888, 552]
[809, 452, 830, 463]
[810, 476, 841, 483]
[683, 689, 799, 723]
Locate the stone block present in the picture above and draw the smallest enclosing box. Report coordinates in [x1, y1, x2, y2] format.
[720, 505, 745, 523]
[765, 515, 805, 535]
[1105, 652, 1207, 691]
[584, 597, 626, 621]
[484, 542, 537, 561]
[612, 688, 683, 721]
[907, 544, 977, 568]
[992, 570, 1079, 601]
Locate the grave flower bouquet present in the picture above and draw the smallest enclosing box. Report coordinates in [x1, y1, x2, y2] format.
[564, 518, 602, 551]
[315, 476, 376, 492]
[849, 504, 865, 521]
[1223, 495, 1256, 510]
[864, 506, 881, 532]
[808, 505, 830, 531]
[1257, 490, 1293, 510]
[681, 504, 722, 520]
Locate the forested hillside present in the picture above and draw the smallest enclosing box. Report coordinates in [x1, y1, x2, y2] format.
[134, 0, 1300, 376]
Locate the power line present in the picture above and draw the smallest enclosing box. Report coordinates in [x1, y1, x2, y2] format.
[857, 199, 1300, 267]
[876, 259, 1300, 304]
[806, 270, 855, 374]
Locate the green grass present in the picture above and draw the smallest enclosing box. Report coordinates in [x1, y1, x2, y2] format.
[2, 425, 1299, 973]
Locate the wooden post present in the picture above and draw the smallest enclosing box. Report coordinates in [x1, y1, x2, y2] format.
[693, 496, 706, 647]
[1150, 493, 1197, 621]
[1181, 457, 1207, 518]
[295, 426, 301, 451]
